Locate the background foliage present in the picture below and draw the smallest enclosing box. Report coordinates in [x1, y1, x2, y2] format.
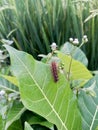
[0, 0, 98, 70]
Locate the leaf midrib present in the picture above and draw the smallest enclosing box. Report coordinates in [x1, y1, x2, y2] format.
[13, 51, 68, 130]
[90, 106, 98, 130]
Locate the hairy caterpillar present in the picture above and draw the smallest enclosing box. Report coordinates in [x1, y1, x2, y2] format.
[51, 61, 59, 82]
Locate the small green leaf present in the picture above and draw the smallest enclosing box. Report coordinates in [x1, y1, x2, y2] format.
[25, 122, 34, 130]
[1, 75, 18, 87]
[27, 115, 53, 129]
[5, 101, 26, 130]
[0, 76, 18, 93]
[22, 110, 53, 129]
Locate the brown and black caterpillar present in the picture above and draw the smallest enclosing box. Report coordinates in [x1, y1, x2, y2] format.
[51, 61, 59, 82]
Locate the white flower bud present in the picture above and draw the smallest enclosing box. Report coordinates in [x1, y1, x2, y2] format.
[50, 42, 57, 51]
[73, 38, 79, 45]
[84, 38, 88, 43]
[83, 35, 87, 39]
[69, 38, 73, 42]
[83, 35, 88, 43]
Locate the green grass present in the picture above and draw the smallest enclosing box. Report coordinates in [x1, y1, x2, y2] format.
[0, 0, 98, 70]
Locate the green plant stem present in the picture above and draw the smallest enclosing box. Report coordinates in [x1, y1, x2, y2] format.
[67, 45, 77, 81]
[78, 41, 85, 49]
[67, 56, 73, 81]
[67, 41, 85, 81]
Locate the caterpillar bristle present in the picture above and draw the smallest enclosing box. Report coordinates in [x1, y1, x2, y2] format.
[51, 61, 59, 82]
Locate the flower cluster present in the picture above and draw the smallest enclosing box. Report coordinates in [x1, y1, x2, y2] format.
[69, 35, 88, 46]
[69, 38, 79, 45]
[50, 42, 57, 51]
[82, 35, 88, 43]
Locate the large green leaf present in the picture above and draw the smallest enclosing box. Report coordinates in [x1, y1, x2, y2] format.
[78, 75, 98, 130]
[60, 42, 88, 66]
[5, 101, 26, 130]
[5, 45, 82, 130]
[57, 51, 92, 81]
